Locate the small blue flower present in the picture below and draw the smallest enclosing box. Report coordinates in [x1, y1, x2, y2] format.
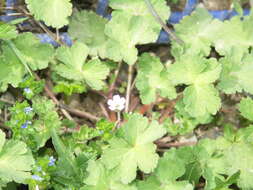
[31, 175, 43, 181]
[21, 121, 32, 129]
[48, 156, 56, 166]
[24, 107, 33, 114]
[37, 166, 42, 172]
[24, 87, 32, 94]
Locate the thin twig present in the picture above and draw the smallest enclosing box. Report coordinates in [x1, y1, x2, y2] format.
[35, 21, 65, 46]
[0, 7, 16, 10]
[56, 29, 59, 42]
[0, 98, 15, 105]
[115, 111, 121, 129]
[157, 141, 197, 148]
[6, 13, 24, 16]
[130, 76, 136, 91]
[34, 74, 73, 120]
[144, 0, 184, 45]
[19, 7, 65, 46]
[59, 104, 100, 121]
[99, 102, 110, 119]
[125, 65, 134, 113]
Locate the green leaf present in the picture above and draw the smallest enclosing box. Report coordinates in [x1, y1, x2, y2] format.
[168, 55, 221, 85]
[83, 160, 137, 190]
[0, 130, 34, 184]
[25, 0, 72, 28]
[238, 97, 253, 121]
[218, 52, 253, 94]
[137, 176, 194, 190]
[104, 0, 169, 64]
[32, 97, 61, 149]
[51, 126, 87, 188]
[68, 10, 108, 58]
[212, 16, 253, 55]
[136, 53, 176, 104]
[7, 97, 61, 151]
[224, 142, 253, 189]
[54, 42, 109, 90]
[0, 22, 17, 40]
[101, 113, 166, 184]
[155, 148, 185, 181]
[0, 57, 24, 92]
[0, 33, 53, 91]
[168, 55, 221, 117]
[3, 32, 54, 71]
[109, 0, 169, 18]
[173, 8, 219, 56]
[183, 84, 221, 117]
[53, 81, 86, 96]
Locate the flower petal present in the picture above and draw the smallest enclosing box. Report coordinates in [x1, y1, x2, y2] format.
[120, 97, 126, 104]
[107, 99, 114, 106]
[113, 95, 121, 102]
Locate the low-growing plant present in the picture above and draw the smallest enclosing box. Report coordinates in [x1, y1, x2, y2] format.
[0, 0, 253, 189]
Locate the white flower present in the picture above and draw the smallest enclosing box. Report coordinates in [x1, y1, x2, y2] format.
[35, 185, 40, 190]
[107, 95, 126, 111]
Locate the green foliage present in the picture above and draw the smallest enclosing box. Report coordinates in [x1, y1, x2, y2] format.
[7, 97, 61, 151]
[25, 0, 72, 28]
[0, 22, 17, 40]
[105, 0, 169, 65]
[68, 10, 108, 58]
[19, 76, 45, 99]
[0, 32, 54, 92]
[53, 81, 86, 96]
[218, 51, 253, 94]
[238, 97, 253, 121]
[101, 113, 166, 184]
[82, 160, 137, 190]
[54, 42, 109, 90]
[136, 53, 176, 104]
[168, 54, 221, 117]
[2, 1, 253, 189]
[0, 130, 34, 186]
[50, 127, 89, 188]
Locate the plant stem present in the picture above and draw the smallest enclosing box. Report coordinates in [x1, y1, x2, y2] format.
[34, 74, 73, 121]
[108, 62, 122, 96]
[6, 40, 33, 76]
[59, 104, 100, 121]
[144, 0, 184, 45]
[19, 7, 65, 46]
[115, 111, 121, 128]
[125, 65, 133, 113]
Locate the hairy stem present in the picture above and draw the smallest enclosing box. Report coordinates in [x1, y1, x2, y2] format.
[144, 0, 184, 45]
[125, 65, 134, 113]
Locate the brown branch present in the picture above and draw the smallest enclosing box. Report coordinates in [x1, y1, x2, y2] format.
[59, 104, 100, 121]
[0, 98, 15, 105]
[34, 74, 73, 121]
[99, 102, 110, 120]
[156, 141, 197, 148]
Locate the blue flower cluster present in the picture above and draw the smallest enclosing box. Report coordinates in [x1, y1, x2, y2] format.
[21, 121, 32, 129]
[48, 156, 56, 166]
[24, 87, 32, 94]
[24, 107, 33, 114]
[31, 175, 43, 181]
